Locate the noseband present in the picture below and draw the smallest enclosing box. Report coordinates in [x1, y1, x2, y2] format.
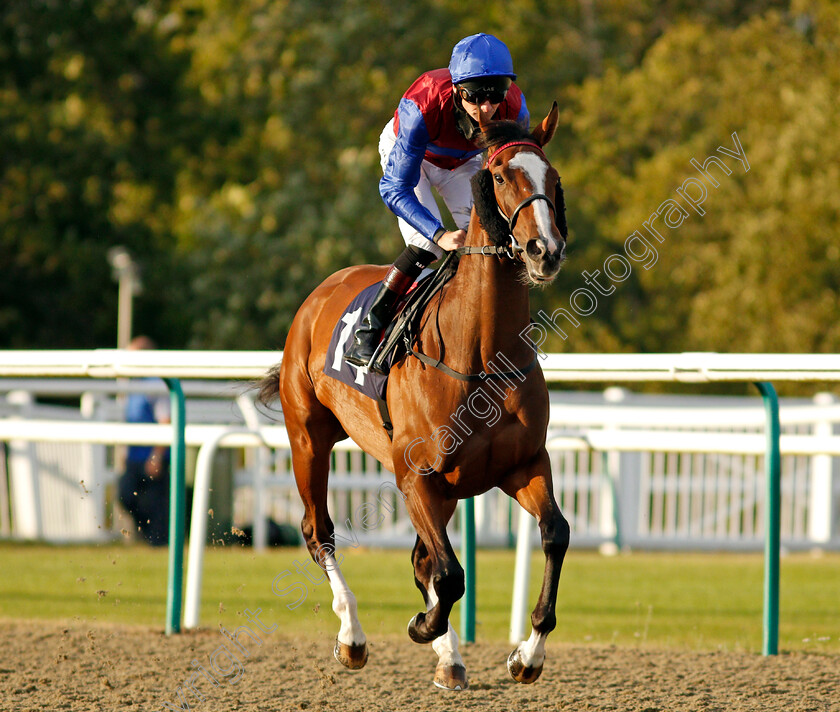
[462, 141, 557, 261]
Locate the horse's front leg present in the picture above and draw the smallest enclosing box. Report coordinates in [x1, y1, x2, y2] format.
[501, 450, 570, 683]
[403, 484, 468, 690]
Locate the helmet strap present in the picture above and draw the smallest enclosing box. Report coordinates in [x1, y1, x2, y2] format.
[453, 96, 480, 141]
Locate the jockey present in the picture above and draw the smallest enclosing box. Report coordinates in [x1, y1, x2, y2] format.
[344, 33, 529, 372]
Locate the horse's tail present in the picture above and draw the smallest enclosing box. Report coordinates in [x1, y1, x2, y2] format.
[256, 362, 282, 406]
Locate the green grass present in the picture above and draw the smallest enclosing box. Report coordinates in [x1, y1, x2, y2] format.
[0, 542, 838, 653]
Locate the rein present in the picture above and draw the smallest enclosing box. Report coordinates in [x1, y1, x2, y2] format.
[400, 250, 538, 383]
[408, 341, 537, 383]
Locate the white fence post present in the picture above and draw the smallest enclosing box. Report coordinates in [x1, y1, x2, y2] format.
[80, 392, 109, 538]
[474, 492, 489, 543]
[509, 503, 533, 644]
[7, 390, 41, 539]
[185, 431, 229, 629]
[236, 394, 269, 551]
[599, 387, 626, 554]
[809, 393, 836, 546]
[617, 449, 642, 550]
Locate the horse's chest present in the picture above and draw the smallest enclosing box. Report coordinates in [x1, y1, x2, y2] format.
[425, 419, 542, 492]
[394, 378, 547, 488]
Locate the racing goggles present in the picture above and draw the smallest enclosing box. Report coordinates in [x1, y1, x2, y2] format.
[457, 84, 508, 105]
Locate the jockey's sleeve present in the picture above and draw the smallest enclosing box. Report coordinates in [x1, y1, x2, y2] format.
[379, 98, 444, 242]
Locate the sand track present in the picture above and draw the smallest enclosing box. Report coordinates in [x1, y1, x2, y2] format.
[1, 621, 837, 711]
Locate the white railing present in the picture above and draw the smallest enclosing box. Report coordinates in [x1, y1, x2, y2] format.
[544, 388, 840, 550]
[4, 381, 838, 549]
[2, 357, 839, 555]
[0, 348, 838, 380]
[2, 349, 840, 652]
[1, 359, 839, 553]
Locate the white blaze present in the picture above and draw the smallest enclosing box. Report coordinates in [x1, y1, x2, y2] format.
[508, 152, 559, 255]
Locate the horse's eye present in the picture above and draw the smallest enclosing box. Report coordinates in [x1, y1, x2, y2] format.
[494, 173, 504, 184]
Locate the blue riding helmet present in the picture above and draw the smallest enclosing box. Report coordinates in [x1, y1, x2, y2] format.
[448, 33, 516, 85]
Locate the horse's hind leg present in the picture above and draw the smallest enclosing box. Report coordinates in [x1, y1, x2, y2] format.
[411, 527, 468, 690]
[282, 385, 368, 670]
[322, 546, 368, 669]
[501, 451, 570, 684]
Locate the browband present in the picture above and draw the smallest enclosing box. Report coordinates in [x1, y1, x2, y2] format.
[484, 141, 545, 167]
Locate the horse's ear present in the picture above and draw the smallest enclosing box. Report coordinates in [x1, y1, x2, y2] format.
[532, 101, 559, 147]
[554, 174, 569, 239]
[471, 169, 510, 245]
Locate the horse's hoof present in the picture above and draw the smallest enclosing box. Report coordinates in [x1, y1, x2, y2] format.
[333, 637, 368, 670]
[507, 647, 543, 684]
[433, 663, 468, 690]
[407, 612, 434, 644]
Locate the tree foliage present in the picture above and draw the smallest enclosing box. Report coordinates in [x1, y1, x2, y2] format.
[1, 0, 835, 356]
[547, 0, 840, 355]
[0, 0, 197, 346]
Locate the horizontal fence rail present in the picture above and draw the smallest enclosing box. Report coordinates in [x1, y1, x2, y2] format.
[3, 419, 838, 456]
[0, 349, 839, 382]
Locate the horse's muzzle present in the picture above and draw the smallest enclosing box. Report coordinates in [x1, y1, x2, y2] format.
[525, 237, 565, 283]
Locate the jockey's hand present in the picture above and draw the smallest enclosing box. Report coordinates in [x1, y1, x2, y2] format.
[437, 229, 466, 251]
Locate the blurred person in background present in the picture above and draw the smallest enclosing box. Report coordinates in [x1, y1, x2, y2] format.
[117, 336, 170, 546]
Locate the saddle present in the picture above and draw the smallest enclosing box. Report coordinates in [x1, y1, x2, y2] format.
[371, 252, 460, 373]
[323, 253, 460, 435]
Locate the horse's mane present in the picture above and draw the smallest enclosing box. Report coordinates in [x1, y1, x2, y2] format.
[475, 119, 534, 152]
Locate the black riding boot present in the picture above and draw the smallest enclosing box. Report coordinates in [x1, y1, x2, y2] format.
[343, 266, 412, 372]
[344, 245, 437, 373]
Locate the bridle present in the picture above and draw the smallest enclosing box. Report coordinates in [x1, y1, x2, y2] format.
[458, 140, 557, 261]
[413, 140, 556, 382]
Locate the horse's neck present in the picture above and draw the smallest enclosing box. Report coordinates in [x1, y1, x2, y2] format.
[437, 223, 533, 371]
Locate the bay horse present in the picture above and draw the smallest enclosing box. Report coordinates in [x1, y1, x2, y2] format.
[258, 105, 569, 690]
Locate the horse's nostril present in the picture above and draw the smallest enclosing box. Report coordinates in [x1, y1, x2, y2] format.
[526, 238, 545, 258]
